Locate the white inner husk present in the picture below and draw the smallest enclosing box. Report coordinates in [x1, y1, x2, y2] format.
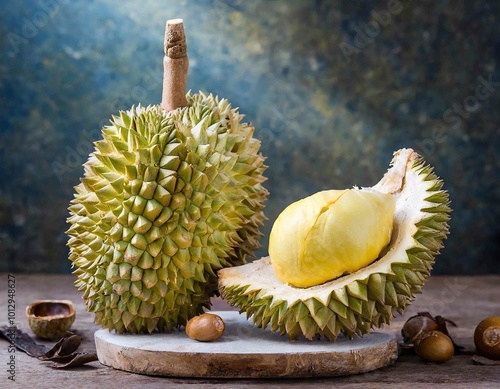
[219, 149, 435, 306]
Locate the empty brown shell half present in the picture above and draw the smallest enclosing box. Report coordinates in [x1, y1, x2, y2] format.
[26, 300, 75, 340]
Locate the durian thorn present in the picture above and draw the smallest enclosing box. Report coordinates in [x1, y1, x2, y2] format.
[161, 18, 189, 112]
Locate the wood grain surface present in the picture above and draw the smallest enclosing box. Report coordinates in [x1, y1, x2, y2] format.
[0, 273, 499, 388]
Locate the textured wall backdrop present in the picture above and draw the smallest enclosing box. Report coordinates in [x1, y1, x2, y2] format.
[0, 0, 498, 274]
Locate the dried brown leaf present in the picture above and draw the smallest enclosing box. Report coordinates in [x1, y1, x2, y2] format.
[40, 332, 81, 360]
[43, 352, 80, 363]
[51, 352, 98, 369]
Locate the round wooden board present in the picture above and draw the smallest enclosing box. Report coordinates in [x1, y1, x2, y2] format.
[95, 311, 398, 378]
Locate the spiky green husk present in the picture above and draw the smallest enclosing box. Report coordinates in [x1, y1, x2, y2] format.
[67, 92, 268, 333]
[218, 149, 450, 341]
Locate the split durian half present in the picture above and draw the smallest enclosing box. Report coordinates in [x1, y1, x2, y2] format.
[67, 93, 268, 333]
[218, 149, 450, 340]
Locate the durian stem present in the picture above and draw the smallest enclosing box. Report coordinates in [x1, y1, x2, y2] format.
[161, 19, 188, 111]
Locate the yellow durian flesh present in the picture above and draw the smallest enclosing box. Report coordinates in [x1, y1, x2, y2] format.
[269, 189, 395, 288]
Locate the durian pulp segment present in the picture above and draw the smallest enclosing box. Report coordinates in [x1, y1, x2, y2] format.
[67, 92, 268, 334]
[269, 189, 395, 288]
[218, 149, 451, 340]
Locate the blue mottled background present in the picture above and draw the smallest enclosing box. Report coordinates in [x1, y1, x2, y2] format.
[0, 0, 498, 274]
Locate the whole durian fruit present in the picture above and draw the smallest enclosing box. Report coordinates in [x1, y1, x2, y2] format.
[67, 20, 267, 333]
[219, 149, 450, 340]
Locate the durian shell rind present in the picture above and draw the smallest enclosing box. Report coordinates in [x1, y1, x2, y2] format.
[218, 149, 451, 340]
[67, 93, 268, 333]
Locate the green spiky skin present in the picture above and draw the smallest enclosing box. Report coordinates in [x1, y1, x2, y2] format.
[67, 92, 268, 333]
[218, 149, 451, 341]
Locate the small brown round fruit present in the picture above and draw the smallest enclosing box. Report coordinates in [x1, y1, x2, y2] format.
[26, 300, 75, 340]
[415, 331, 454, 363]
[186, 313, 225, 342]
[402, 314, 440, 343]
[474, 316, 500, 360]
